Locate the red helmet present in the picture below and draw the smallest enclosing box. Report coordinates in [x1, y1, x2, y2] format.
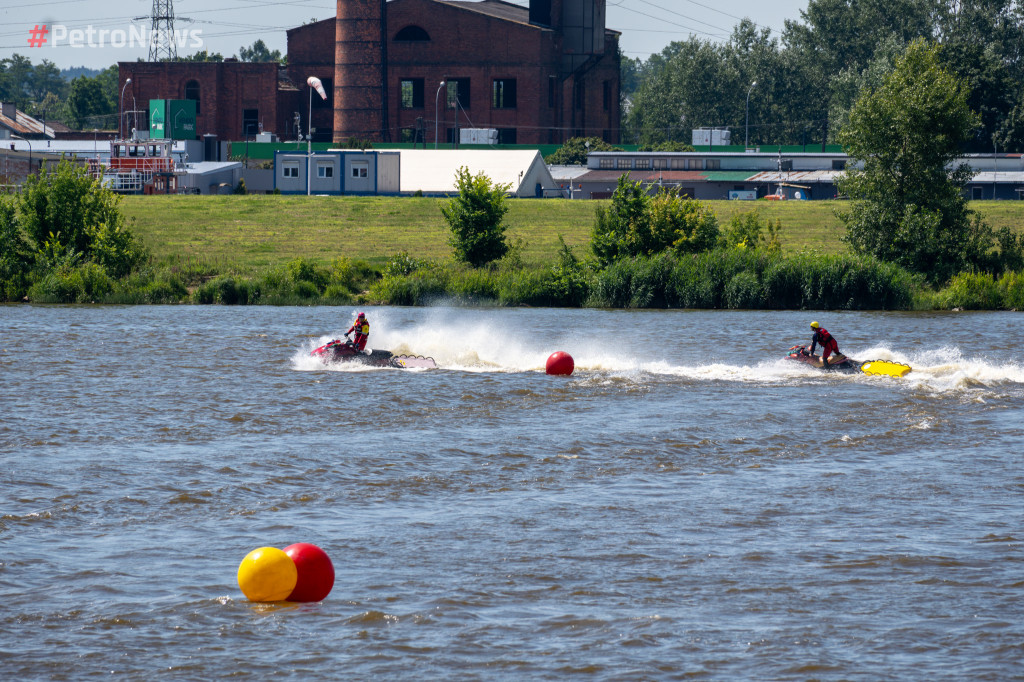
[357, 312, 365, 319]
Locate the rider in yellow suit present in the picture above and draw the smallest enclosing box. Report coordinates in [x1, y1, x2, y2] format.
[345, 312, 369, 351]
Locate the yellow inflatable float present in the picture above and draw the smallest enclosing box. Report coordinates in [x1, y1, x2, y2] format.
[860, 360, 912, 378]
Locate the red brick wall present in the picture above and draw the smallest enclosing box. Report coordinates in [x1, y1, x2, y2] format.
[118, 61, 280, 142]
[384, 0, 620, 145]
[287, 19, 334, 67]
[287, 20, 337, 142]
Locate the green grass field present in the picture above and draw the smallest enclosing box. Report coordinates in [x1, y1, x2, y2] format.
[120, 195, 1024, 270]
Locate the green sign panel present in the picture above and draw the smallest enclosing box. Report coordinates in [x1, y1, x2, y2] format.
[149, 99, 166, 138]
[149, 99, 197, 140]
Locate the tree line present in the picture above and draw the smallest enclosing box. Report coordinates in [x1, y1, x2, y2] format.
[620, 0, 1024, 152]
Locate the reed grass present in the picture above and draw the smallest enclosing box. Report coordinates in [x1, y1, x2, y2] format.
[589, 250, 917, 310]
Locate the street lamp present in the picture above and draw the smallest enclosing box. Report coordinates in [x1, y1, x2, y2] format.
[306, 76, 327, 196]
[120, 78, 132, 139]
[434, 80, 446, 149]
[993, 138, 998, 200]
[11, 134, 31, 177]
[745, 80, 757, 149]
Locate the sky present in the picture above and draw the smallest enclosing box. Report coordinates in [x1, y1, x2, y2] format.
[0, 0, 810, 71]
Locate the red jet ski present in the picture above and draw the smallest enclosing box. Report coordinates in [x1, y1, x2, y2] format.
[785, 345, 861, 372]
[786, 345, 912, 377]
[311, 338, 436, 369]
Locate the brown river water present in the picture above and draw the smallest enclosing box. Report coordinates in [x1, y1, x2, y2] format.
[1, 304, 1022, 679]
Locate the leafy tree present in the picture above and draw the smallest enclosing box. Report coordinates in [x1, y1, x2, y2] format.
[177, 51, 225, 62]
[591, 175, 651, 266]
[544, 137, 621, 165]
[27, 59, 66, 103]
[67, 75, 113, 129]
[238, 39, 284, 64]
[591, 175, 721, 266]
[836, 39, 1019, 283]
[441, 166, 512, 267]
[547, 235, 590, 306]
[29, 92, 72, 129]
[0, 196, 32, 301]
[1, 55, 71, 117]
[61, 66, 102, 81]
[651, 190, 720, 254]
[930, 0, 1024, 151]
[625, 37, 738, 147]
[17, 159, 147, 278]
[0, 54, 36, 108]
[611, 0, 1024, 148]
[783, 0, 933, 76]
[637, 141, 695, 152]
[94, 65, 119, 101]
[827, 36, 905, 140]
[995, 94, 1024, 151]
[619, 48, 645, 104]
[722, 211, 782, 252]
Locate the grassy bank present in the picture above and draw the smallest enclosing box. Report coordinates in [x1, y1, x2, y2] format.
[41, 195, 1012, 310]
[122, 196, 1024, 271]
[121, 195, 596, 270]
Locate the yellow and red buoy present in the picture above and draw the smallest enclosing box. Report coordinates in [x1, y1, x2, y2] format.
[237, 543, 335, 603]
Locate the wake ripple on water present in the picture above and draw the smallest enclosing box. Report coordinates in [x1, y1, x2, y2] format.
[291, 314, 1024, 398]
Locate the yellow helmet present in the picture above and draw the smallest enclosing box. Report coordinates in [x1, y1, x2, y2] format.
[810, 321, 819, 329]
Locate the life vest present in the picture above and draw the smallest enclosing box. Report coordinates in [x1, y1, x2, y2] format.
[353, 320, 369, 337]
[814, 327, 838, 351]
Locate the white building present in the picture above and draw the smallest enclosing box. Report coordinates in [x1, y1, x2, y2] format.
[397, 149, 556, 197]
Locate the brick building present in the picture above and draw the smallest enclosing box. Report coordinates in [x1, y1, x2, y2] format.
[117, 61, 284, 143]
[119, 0, 620, 146]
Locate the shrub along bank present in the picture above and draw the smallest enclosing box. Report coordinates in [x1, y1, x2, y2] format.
[3, 164, 1023, 309]
[11, 230, 1024, 310]
[25, 248, 1022, 310]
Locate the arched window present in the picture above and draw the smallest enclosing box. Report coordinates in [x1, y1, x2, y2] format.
[185, 80, 201, 115]
[394, 25, 430, 41]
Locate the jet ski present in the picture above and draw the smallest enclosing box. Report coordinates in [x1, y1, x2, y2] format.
[311, 338, 437, 369]
[786, 345, 861, 372]
[786, 345, 911, 378]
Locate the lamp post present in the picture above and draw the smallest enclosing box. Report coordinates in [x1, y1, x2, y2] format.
[11, 134, 31, 178]
[306, 76, 327, 196]
[119, 78, 132, 139]
[434, 80, 446, 149]
[993, 138, 998, 200]
[745, 80, 757, 149]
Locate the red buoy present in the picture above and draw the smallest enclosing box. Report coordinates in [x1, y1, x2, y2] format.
[546, 351, 574, 376]
[284, 543, 335, 602]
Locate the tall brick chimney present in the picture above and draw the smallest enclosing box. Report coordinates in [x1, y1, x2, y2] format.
[334, 0, 385, 143]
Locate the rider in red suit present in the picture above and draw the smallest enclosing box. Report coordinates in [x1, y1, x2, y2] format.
[345, 312, 370, 351]
[807, 321, 840, 366]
